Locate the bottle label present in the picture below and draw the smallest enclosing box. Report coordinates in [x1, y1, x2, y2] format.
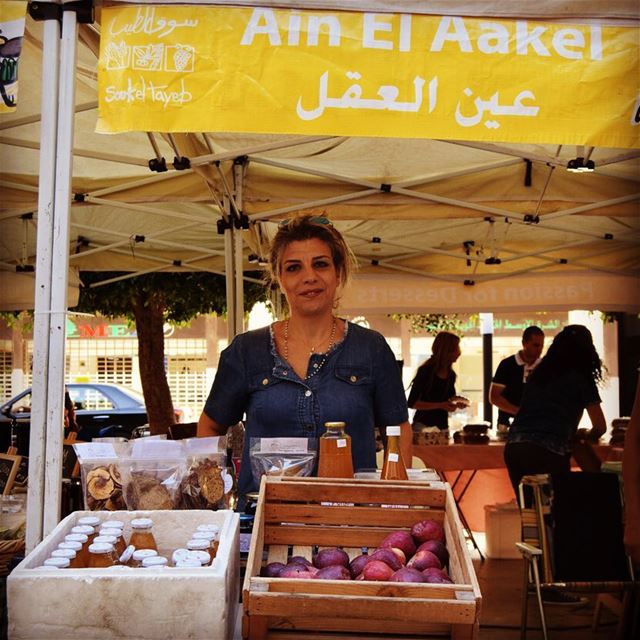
[336, 439, 347, 448]
[388, 453, 399, 462]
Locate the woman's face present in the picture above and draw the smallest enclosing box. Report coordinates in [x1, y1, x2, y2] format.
[279, 238, 339, 317]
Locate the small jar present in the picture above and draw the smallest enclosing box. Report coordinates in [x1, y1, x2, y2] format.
[87, 542, 117, 568]
[77, 515, 101, 528]
[175, 558, 202, 568]
[51, 548, 79, 568]
[172, 548, 191, 566]
[186, 539, 211, 565]
[187, 550, 212, 567]
[69, 527, 94, 566]
[100, 520, 124, 531]
[119, 544, 136, 566]
[59, 541, 83, 567]
[141, 556, 168, 568]
[100, 529, 126, 556]
[129, 518, 157, 551]
[131, 548, 158, 567]
[43, 557, 70, 568]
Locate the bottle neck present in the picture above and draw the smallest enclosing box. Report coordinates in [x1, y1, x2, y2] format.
[386, 434, 401, 453]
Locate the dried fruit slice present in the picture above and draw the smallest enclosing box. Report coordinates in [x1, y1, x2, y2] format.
[108, 464, 122, 487]
[88, 474, 115, 501]
[198, 461, 224, 505]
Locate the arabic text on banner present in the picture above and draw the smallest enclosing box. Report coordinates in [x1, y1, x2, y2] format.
[0, 1, 27, 114]
[97, 6, 640, 148]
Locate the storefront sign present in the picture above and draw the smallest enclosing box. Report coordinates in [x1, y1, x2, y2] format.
[98, 5, 639, 147]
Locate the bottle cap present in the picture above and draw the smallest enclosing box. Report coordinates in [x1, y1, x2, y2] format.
[130, 517, 153, 529]
[324, 421, 346, 428]
[386, 426, 401, 436]
[101, 520, 124, 529]
[175, 559, 203, 568]
[77, 516, 101, 527]
[65, 533, 88, 544]
[132, 549, 158, 562]
[51, 548, 76, 559]
[196, 524, 220, 533]
[172, 548, 191, 565]
[187, 550, 211, 566]
[192, 531, 215, 541]
[142, 556, 168, 568]
[119, 545, 136, 564]
[186, 539, 210, 551]
[100, 528, 123, 539]
[93, 535, 117, 545]
[59, 541, 82, 552]
[88, 542, 115, 555]
[71, 525, 94, 535]
[43, 557, 70, 568]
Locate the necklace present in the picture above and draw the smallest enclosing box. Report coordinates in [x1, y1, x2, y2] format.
[283, 317, 337, 379]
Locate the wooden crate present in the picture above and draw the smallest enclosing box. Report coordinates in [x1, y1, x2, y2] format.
[243, 477, 481, 640]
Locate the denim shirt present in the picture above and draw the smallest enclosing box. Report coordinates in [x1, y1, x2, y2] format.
[203, 321, 408, 498]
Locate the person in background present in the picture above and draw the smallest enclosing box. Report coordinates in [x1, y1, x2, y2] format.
[623, 377, 640, 567]
[489, 325, 544, 432]
[197, 214, 410, 503]
[64, 389, 79, 438]
[504, 324, 606, 499]
[407, 332, 467, 432]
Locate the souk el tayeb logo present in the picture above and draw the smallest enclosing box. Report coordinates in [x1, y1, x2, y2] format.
[0, 29, 22, 108]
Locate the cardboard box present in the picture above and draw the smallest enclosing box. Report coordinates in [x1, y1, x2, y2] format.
[8, 509, 239, 640]
[243, 477, 481, 639]
[484, 502, 521, 559]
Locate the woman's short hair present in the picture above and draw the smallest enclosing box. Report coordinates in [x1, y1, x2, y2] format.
[267, 214, 356, 290]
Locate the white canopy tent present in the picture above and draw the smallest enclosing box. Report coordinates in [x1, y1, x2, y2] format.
[0, 1, 638, 548]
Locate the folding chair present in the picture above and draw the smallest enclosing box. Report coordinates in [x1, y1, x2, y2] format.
[516, 472, 638, 640]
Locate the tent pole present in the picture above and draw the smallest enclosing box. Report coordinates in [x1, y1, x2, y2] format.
[43, 6, 79, 537]
[223, 197, 238, 341]
[233, 161, 245, 334]
[26, 15, 60, 553]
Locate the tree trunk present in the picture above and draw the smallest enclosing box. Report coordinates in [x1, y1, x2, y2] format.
[132, 293, 176, 435]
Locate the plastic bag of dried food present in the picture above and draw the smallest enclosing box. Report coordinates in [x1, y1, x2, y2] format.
[122, 439, 185, 510]
[249, 437, 317, 487]
[74, 441, 129, 511]
[178, 436, 233, 510]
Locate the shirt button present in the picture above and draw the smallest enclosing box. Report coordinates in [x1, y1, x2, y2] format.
[313, 363, 319, 369]
[262, 378, 269, 386]
[283, 371, 288, 376]
[305, 390, 312, 397]
[350, 375, 357, 382]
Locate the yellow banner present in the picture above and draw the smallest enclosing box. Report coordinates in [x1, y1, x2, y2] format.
[97, 5, 640, 148]
[0, 1, 27, 113]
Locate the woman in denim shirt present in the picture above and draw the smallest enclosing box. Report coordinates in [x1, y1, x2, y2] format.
[198, 215, 411, 500]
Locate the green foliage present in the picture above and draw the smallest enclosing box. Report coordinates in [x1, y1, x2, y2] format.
[390, 313, 472, 336]
[74, 271, 267, 323]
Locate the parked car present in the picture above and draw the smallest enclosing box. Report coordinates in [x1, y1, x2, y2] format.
[0, 383, 179, 455]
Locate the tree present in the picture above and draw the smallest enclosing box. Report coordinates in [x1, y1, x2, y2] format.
[75, 271, 266, 434]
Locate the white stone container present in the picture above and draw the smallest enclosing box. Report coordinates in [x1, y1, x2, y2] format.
[8, 509, 239, 640]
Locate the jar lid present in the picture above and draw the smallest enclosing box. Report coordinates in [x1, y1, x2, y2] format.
[59, 541, 82, 551]
[44, 557, 70, 568]
[77, 516, 101, 527]
[93, 535, 117, 545]
[172, 548, 191, 564]
[101, 520, 124, 529]
[142, 556, 168, 568]
[324, 421, 346, 428]
[132, 548, 158, 561]
[130, 517, 153, 529]
[187, 550, 211, 565]
[88, 542, 115, 554]
[196, 524, 220, 533]
[175, 559, 203, 568]
[100, 528, 122, 538]
[186, 539, 209, 551]
[192, 531, 215, 541]
[51, 548, 76, 559]
[71, 525, 94, 535]
[119, 545, 136, 564]
[386, 425, 401, 436]
[65, 533, 88, 543]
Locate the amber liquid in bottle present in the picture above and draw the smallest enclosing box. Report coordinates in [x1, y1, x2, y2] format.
[381, 425, 408, 480]
[129, 518, 158, 551]
[317, 422, 354, 479]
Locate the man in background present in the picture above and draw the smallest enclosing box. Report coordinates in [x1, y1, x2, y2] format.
[490, 326, 545, 431]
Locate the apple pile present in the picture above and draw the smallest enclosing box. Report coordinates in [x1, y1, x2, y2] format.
[260, 518, 453, 584]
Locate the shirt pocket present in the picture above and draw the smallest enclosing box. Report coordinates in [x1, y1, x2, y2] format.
[334, 365, 372, 387]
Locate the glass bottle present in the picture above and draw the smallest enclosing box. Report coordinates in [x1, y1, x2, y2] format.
[381, 425, 408, 480]
[87, 542, 117, 568]
[101, 529, 126, 557]
[63, 535, 88, 568]
[141, 556, 168, 568]
[131, 548, 158, 567]
[128, 518, 158, 551]
[43, 557, 70, 569]
[51, 548, 79, 569]
[186, 539, 212, 565]
[317, 422, 354, 479]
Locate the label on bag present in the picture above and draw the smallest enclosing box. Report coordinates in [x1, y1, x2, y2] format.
[260, 437, 309, 453]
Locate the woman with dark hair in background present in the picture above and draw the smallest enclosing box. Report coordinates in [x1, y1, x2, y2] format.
[407, 331, 467, 432]
[504, 324, 606, 498]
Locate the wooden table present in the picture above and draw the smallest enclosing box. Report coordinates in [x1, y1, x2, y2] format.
[412, 442, 623, 533]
